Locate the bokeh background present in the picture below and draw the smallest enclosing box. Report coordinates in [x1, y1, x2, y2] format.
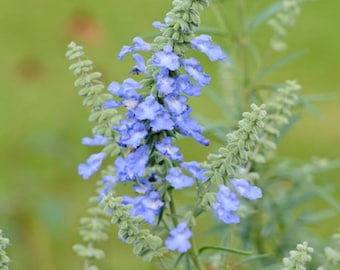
[0, 0, 339, 269]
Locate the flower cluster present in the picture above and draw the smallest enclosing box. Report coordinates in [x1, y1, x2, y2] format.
[213, 179, 262, 224]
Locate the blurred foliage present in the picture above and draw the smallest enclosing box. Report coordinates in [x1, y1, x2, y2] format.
[0, 0, 339, 270]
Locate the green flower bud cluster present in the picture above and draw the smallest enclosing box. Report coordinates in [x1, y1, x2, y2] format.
[281, 241, 313, 270]
[268, 0, 300, 51]
[154, 0, 209, 54]
[66, 42, 120, 140]
[318, 231, 340, 269]
[0, 230, 10, 270]
[102, 195, 168, 262]
[73, 195, 110, 270]
[207, 103, 267, 182]
[250, 80, 300, 164]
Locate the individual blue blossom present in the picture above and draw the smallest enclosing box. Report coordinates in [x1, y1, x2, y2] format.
[118, 37, 151, 60]
[131, 54, 146, 74]
[150, 111, 175, 132]
[176, 74, 201, 96]
[122, 191, 163, 224]
[78, 152, 106, 180]
[165, 222, 192, 253]
[108, 78, 142, 98]
[102, 99, 122, 109]
[231, 178, 262, 200]
[155, 137, 183, 161]
[191, 34, 227, 62]
[155, 69, 177, 95]
[122, 95, 142, 110]
[114, 145, 149, 181]
[164, 94, 189, 116]
[166, 168, 194, 189]
[181, 161, 208, 182]
[174, 112, 209, 146]
[114, 119, 148, 148]
[82, 134, 108, 146]
[133, 178, 154, 194]
[151, 45, 180, 71]
[181, 58, 211, 87]
[152, 17, 169, 29]
[133, 95, 162, 121]
[213, 185, 240, 224]
[98, 175, 118, 201]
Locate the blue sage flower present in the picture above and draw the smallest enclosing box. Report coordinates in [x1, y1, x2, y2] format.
[108, 78, 142, 98]
[78, 152, 106, 180]
[82, 134, 108, 146]
[181, 161, 208, 182]
[118, 37, 151, 60]
[231, 178, 262, 200]
[122, 191, 163, 224]
[133, 95, 162, 121]
[176, 74, 201, 96]
[114, 145, 149, 181]
[131, 54, 146, 74]
[191, 34, 226, 62]
[151, 45, 180, 71]
[181, 58, 211, 87]
[165, 222, 192, 253]
[166, 168, 194, 189]
[98, 175, 118, 201]
[114, 119, 148, 148]
[155, 69, 177, 95]
[213, 185, 240, 224]
[155, 137, 183, 161]
[150, 111, 174, 131]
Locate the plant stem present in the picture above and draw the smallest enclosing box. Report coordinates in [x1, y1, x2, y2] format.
[189, 233, 206, 270]
[236, 0, 252, 103]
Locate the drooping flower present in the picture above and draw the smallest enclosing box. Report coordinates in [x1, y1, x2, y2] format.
[108, 78, 142, 98]
[164, 94, 189, 116]
[155, 69, 177, 95]
[155, 137, 183, 161]
[165, 168, 194, 189]
[165, 222, 192, 253]
[151, 45, 180, 71]
[114, 145, 149, 181]
[212, 185, 240, 224]
[114, 119, 148, 148]
[82, 134, 108, 146]
[174, 111, 209, 146]
[231, 178, 262, 200]
[98, 175, 118, 201]
[191, 34, 227, 62]
[122, 191, 164, 224]
[150, 111, 175, 131]
[181, 58, 211, 87]
[118, 37, 151, 60]
[78, 152, 106, 180]
[181, 161, 208, 182]
[176, 74, 201, 96]
[133, 95, 162, 121]
[131, 54, 146, 74]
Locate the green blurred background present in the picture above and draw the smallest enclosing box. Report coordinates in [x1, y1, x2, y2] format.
[0, 0, 339, 269]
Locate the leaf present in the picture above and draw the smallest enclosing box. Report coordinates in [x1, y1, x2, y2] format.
[198, 245, 253, 255]
[232, 253, 271, 267]
[256, 50, 308, 82]
[173, 253, 186, 269]
[298, 94, 322, 119]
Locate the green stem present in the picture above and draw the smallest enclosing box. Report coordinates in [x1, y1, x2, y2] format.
[168, 190, 178, 226]
[188, 233, 205, 270]
[236, 0, 252, 103]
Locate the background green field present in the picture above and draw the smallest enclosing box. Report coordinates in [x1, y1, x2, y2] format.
[0, 0, 339, 269]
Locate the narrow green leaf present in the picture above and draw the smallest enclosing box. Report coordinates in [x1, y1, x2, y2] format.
[198, 245, 253, 255]
[257, 50, 308, 82]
